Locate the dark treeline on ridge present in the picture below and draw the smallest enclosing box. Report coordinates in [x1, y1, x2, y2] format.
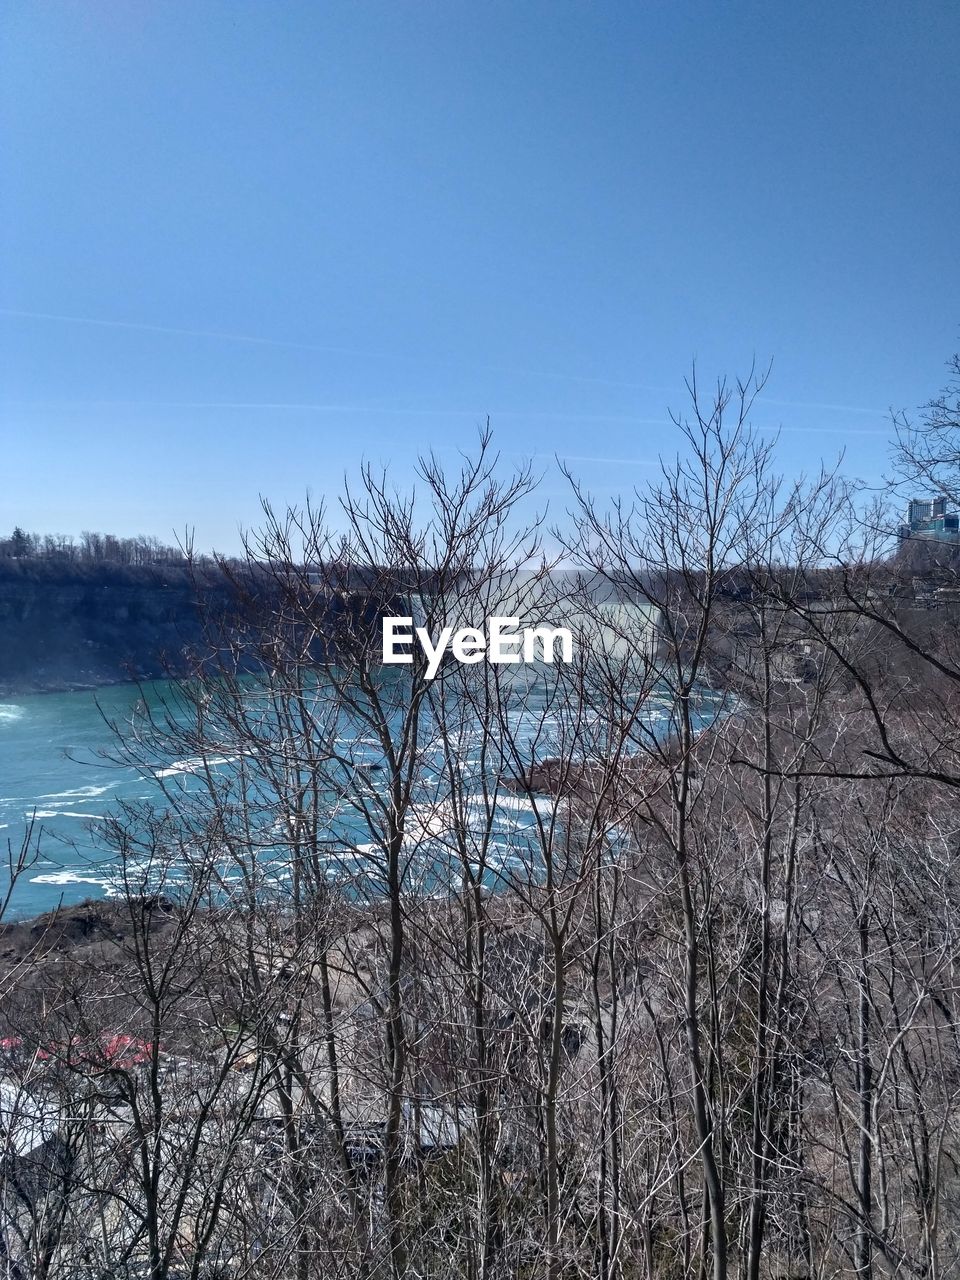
[0, 528, 189, 568]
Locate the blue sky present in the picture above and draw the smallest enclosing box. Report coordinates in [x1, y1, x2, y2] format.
[2, 1, 958, 553]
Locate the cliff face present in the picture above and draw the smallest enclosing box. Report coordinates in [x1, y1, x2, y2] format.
[0, 562, 226, 694]
[0, 562, 388, 695]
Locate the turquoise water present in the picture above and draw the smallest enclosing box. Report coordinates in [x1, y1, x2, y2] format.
[0, 684, 179, 917]
[0, 677, 724, 920]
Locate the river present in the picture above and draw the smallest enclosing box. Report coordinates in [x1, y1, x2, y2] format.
[0, 676, 722, 919]
[0, 684, 184, 916]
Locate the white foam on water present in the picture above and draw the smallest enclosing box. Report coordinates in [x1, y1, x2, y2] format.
[495, 794, 555, 814]
[0, 705, 25, 724]
[29, 800, 99, 814]
[161, 757, 199, 778]
[30, 871, 109, 887]
[37, 785, 114, 800]
[28, 811, 61, 820]
[155, 754, 236, 778]
[57, 812, 106, 821]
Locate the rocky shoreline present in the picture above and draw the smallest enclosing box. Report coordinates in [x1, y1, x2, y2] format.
[0, 673, 145, 698]
[0, 896, 179, 973]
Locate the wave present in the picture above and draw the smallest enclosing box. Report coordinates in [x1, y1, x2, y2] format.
[155, 754, 237, 779]
[29, 871, 109, 887]
[27, 807, 104, 821]
[37, 785, 114, 800]
[493, 794, 556, 815]
[0, 705, 25, 724]
[26, 799, 107, 819]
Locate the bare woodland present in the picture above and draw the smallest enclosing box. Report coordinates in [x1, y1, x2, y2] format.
[2, 367, 960, 1280]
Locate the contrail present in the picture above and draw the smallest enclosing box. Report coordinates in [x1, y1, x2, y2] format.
[0, 307, 893, 416]
[548, 454, 657, 466]
[0, 396, 891, 437]
[758, 395, 885, 417]
[0, 399, 405, 413]
[0, 307, 677, 394]
[0, 397, 673, 425]
[777, 424, 889, 437]
[0, 307, 384, 358]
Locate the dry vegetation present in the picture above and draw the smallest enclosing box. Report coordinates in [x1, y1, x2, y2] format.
[3, 369, 960, 1280]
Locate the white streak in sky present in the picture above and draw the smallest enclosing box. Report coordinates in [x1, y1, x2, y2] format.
[0, 306, 891, 416]
[777, 425, 889, 436]
[0, 398, 672, 426]
[0, 396, 891, 436]
[0, 307, 382, 357]
[757, 395, 885, 417]
[548, 454, 656, 466]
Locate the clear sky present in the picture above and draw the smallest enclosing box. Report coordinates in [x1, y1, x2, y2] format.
[2, 1, 958, 553]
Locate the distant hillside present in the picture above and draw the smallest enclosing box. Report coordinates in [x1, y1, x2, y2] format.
[0, 558, 396, 695]
[0, 559, 232, 694]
